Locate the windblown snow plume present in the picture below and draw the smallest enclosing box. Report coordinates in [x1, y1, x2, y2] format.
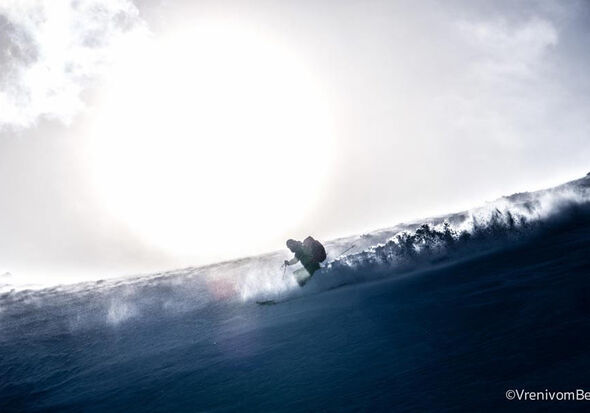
[322, 176, 590, 288]
[0, 0, 148, 130]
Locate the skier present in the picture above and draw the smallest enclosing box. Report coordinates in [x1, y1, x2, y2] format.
[284, 236, 327, 286]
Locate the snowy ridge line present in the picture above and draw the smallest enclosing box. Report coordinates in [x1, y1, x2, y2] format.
[0, 175, 589, 327]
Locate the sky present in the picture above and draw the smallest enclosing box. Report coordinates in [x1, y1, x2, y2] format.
[0, 0, 589, 285]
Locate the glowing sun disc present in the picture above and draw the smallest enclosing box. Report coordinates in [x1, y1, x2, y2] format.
[87, 22, 335, 260]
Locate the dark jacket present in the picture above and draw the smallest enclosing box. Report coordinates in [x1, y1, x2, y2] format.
[293, 246, 321, 275]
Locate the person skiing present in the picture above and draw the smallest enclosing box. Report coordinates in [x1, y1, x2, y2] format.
[283, 236, 327, 286]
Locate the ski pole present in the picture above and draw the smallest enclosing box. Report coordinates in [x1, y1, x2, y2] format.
[338, 244, 356, 256]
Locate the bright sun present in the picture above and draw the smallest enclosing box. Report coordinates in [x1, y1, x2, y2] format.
[87, 21, 335, 261]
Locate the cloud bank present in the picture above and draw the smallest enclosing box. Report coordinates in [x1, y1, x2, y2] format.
[0, 0, 148, 130]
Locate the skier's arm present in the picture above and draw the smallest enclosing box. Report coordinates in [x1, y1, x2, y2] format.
[284, 257, 299, 266]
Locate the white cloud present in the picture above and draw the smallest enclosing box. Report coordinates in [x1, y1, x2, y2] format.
[459, 17, 558, 80]
[422, 17, 561, 148]
[0, 0, 149, 130]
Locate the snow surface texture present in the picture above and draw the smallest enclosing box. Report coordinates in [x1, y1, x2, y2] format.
[2, 174, 590, 412]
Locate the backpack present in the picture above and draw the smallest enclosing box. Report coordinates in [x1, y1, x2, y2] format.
[303, 236, 327, 263]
